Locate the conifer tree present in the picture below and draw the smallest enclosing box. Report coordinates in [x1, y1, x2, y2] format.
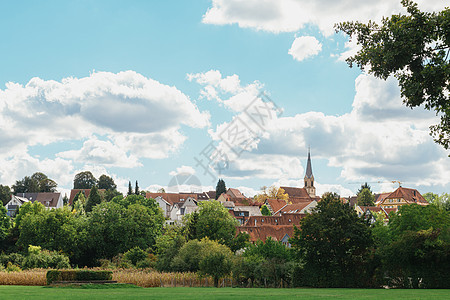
[85, 185, 101, 213]
[215, 179, 226, 200]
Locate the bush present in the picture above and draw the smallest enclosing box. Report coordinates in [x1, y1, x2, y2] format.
[22, 251, 70, 269]
[0, 253, 25, 268]
[46, 270, 113, 284]
[123, 247, 148, 266]
[6, 262, 22, 272]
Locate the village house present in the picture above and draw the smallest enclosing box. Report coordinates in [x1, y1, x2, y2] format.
[5, 192, 63, 216]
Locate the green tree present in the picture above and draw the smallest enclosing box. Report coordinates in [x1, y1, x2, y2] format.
[12, 172, 57, 194]
[184, 200, 239, 249]
[85, 185, 102, 213]
[423, 192, 450, 211]
[357, 182, 372, 195]
[123, 247, 148, 266]
[357, 188, 375, 206]
[73, 171, 97, 189]
[0, 205, 10, 243]
[0, 185, 11, 206]
[72, 193, 86, 217]
[135, 180, 140, 195]
[128, 181, 133, 196]
[290, 192, 373, 287]
[154, 224, 186, 272]
[31, 172, 58, 192]
[336, 0, 450, 150]
[97, 174, 117, 191]
[260, 205, 271, 216]
[215, 179, 226, 200]
[200, 251, 233, 287]
[62, 194, 69, 205]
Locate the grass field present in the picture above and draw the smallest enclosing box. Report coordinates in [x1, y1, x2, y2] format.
[0, 286, 449, 300]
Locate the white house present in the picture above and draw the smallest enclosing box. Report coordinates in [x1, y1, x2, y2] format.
[5, 195, 30, 217]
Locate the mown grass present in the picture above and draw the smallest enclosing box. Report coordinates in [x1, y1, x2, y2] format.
[0, 286, 449, 300]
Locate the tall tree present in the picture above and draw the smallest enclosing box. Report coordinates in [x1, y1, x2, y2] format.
[12, 172, 57, 194]
[255, 186, 289, 203]
[357, 188, 375, 206]
[336, 0, 450, 150]
[73, 171, 97, 189]
[85, 185, 102, 213]
[357, 182, 372, 195]
[215, 179, 226, 200]
[135, 180, 140, 195]
[0, 205, 10, 243]
[97, 174, 117, 191]
[0, 185, 11, 206]
[128, 181, 133, 196]
[290, 192, 373, 287]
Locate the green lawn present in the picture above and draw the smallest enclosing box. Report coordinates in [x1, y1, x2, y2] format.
[0, 286, 449, 299]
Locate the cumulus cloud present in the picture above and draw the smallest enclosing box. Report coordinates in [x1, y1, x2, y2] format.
[288, 36, 322, 61]
[203, 0, 448, 36]
[0, 71, 210, 168]
[206, 73, 449, 189]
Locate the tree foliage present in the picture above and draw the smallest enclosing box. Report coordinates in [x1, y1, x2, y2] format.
[12, 172, 57, 194]
[336, 0, 450, 150]
[423, 192, 450, 211]
[73, 171, 97, 189]
[85, 185, 102, 213]
[290, 192, 373, 287]
[0, 185, 11, 206]
[260, 204, 271, 216]
[215, 179, 226, 199]
[255, 186, 289, 203]
[0, 205, 10, 243]
[357, 188, 375, 206]
[97, 174, 117, 191]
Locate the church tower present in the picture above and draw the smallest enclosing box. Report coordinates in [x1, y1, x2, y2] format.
[304, 149, 316, 197]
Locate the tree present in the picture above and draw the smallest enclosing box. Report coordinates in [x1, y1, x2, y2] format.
[135, 180, 139, 195]
[200, 251, 233, 287]
[423, 192, 450, 211]
[71, 191, 85, 207]
[73, 171, 97, 189]
[357, 182, 372, 195]
[154, 224, 186, 272]
[336, 0, 450, 150]
[215, 179, 226, 199]
[12, 172, 57, 194]
[0, 205, 10, 243]
[128, 181, 133, 196]
[0, 185, 11, 206]
[255, 186, 289, 203]
[260, 204, 271, 216]
[357, 188, 375, 206]
[62, 194, 69, 206]
[290, 192, 373, 287]
[97, 174, 117, 191]
[184, 200, 239, 249]
[85, 185, 102, 213]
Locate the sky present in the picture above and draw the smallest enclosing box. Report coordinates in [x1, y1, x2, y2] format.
[0, 0, 449, 198]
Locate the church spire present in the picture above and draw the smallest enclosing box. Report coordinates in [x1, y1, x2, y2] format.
[305, 147, 313, 179]
[304, 148, 316, 197]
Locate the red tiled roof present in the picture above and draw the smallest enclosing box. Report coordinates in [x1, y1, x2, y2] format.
[375, 193, 391, 205]
[266, 199, 287, 213]
[243, 214, 306, 227]
[277, 202, 312, 214]
[146, 192, 198, 205]
[227, 188, 245, 199]
[236, 225, 295, 243]
[280, 186, 311, 199]
[385, 187, 428, 205]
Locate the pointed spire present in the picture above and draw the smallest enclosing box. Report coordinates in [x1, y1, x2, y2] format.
[305, 148, 313, 178]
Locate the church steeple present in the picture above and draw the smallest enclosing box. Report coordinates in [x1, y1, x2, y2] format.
[304, 148, 316, 197]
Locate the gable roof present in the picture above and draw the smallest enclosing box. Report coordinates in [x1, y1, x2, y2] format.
[243, 214, 306, 227]
[280, 186, 311, 200]
[227, 188, 245, 199]
[374, 192, 391, 205]
[266, 199, 287, 214]
[384, 187, 428, 205]
[17, 192, 61, 208]
[10, 195, 30, 205]
[277, 201, 314, 214]
[146, 192, 198, 205]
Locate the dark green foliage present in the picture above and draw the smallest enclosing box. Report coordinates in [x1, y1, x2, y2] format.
[62, 194, 69, 205]
[199, 252, 233, 287]
[357, 182, 372, 195]
[73, 171, 97, 189]
[423, 192, 450, 211]
[104, 190, 122, 202]
[97, 175, 117, 191]
[357, 188, 375, 206]
[154, 224, 186, 272]
[72, 191, 85, 207]
[123, 247, 148, 266]
[215, 179, 226, 200]
[290, 192, 374, 287]
[0, 184, 11, 206]
[135, 181, 139, 195]
[12, 172, 57, 194]
[22, 251, 70, 270]
[0, 205, 10, 242]
[128, 181, 133, 196]
[260, 204, 271, 216]
[46, 270, 112, 284]
[336, 0, 450, 150]
[85, 185, 102, 213]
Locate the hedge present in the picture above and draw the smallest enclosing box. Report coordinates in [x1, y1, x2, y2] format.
[46, 270, 113, 284]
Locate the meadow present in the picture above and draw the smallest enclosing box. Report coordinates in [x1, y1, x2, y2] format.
[1, 286, 450, 300]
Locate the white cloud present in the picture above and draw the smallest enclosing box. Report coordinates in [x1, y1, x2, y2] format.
[203, 0, 448, 36]
[0, 71, 210, 168]
[169, 165, 196, 176]
[206, 73, 449, 190]
[288, 36, 322, 61]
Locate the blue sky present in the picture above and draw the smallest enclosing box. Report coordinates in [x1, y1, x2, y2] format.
[0, 0, 449, 197]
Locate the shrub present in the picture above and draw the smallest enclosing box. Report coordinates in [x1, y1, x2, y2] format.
[46, 270, 113, 284]
[0, 253, 25, 268]
[22, 248, 70, 270]
[6, 262, 22, 272]
[123, 247, 148, 266]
